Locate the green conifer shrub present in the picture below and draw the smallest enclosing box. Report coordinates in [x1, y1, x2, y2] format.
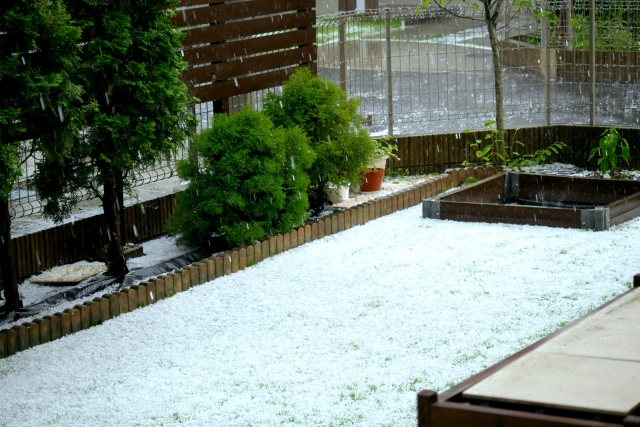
[1, 0, 83, 310]
[262, 68, 376, 213]
[166, 107, 314, 248]
[33, 0, 196, 275]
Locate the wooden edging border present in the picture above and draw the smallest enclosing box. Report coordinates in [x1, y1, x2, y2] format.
[0, 167, 495, 359]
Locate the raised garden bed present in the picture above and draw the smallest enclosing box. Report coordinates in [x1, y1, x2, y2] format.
[423, 171, 640, 230]
[417, 277, 640, 427]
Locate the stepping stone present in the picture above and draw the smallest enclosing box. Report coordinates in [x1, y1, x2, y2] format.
[30, 264, 107, 286]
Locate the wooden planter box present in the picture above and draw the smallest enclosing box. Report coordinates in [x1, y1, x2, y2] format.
[417, 282, 640, 427]
[423, 172, 640, 230]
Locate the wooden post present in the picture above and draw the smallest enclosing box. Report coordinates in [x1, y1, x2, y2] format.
[589, 0, 596, 126]
[386, 8, 394, 137]
[417, 390, 437, 427]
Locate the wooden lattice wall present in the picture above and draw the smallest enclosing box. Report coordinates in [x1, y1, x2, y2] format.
[172, 0, 317, 104]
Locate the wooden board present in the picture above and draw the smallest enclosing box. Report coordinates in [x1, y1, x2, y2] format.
[172, 0, 315, 28]
[440, 202, 582, 228]
[182, 28, 315, 68]
[30, 264, 107, 286]
[518, 173, 640, 206]
[463, 352, 640, 416]
[463, 289, 640, 417]
[181, 10, 315, 47]
[536, 288, 640, 362]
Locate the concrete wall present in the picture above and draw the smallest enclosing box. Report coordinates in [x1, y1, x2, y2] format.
[317, 0, 340, 14]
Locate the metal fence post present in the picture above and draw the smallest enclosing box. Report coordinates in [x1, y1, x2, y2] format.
[542, 7, 551, 126]
[385, 8, 394, 137]
[339, 21, 347, 95]
[589, 0, 596, 126]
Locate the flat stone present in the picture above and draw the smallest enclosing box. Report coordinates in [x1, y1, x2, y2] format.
[30, 264, 107, 285]
[463, 352, 640, 416]
[463, 290, 640, 416]
[536, 289, 640, 362]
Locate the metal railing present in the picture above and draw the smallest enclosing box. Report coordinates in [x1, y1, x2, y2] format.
[316, 2, 640, 135]
[9, 140, 189, 220]
[11, 2, 640, 219]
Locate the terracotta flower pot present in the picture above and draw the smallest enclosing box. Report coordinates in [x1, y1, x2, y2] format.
[360, 169, 385, 191]
[359, 155, 388, 192]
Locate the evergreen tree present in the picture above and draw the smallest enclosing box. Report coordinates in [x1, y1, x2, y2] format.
[33, 0, 196, 276]
[0, 0, 82, 312]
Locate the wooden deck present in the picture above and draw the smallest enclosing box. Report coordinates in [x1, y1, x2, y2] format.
[417, 275, 640, 427]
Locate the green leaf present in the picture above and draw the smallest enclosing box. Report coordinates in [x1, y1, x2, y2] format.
[588, 146, 599, 160]
[610, 153, 618, 168]
[621, 146, 630, 162]
[600, 159, 609, 173]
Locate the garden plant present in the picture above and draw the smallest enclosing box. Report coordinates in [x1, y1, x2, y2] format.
[0, 0, 83, 312]
[32, 0, 196, 276]
[463, 121, 566, 169]
[588, 127, 631, 173]
[166, 107, 315, 249]
[263, 68, 377, 213]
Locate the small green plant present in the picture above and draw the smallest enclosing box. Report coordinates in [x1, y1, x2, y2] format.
[139, 303, 146, 308]
[462, 177, 479, 186]
[588, 127, 630, 173]
[165, 291, 174, 298]
[462, 121, 565, 169]
[387, 168, 410, 180]
[366, 137, 401, 177]
[372, 137, 401, 162]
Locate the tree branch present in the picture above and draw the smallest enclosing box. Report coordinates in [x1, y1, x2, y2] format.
[498, 8, 520, 31]
[490, 0, 506, 23]
[86, 178, 103, 202]
[430, 2, 484, 22]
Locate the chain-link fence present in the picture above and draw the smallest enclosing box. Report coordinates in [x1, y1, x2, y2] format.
[316, 2, 640, 135]
[12, 2, 640, 219]
[9, 140, 189, 220]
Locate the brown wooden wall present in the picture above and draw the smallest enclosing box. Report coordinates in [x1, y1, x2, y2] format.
[387, 125, 640, 175]
[173, 0, 317, 103]
[500, 40, 640, 83]
[6, 193, 178, 281]
[6, 125, 640, 281]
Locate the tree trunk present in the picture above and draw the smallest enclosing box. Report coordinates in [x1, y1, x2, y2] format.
[116, 172, 126, 244]
[0, 200, 21, 311]
[486, 14, 506, 165]
[102, 171, 128, 276]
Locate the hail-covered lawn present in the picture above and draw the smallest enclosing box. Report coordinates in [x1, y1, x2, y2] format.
[1, 205, 638, 427]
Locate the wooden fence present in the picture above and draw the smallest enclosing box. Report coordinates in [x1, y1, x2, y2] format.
[5, 124, 640, 282]
[7, 194, 178, 281]
[500, 40, 640, 83]
[173, 0, 317, 105]
[387, 125, 640, 175]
